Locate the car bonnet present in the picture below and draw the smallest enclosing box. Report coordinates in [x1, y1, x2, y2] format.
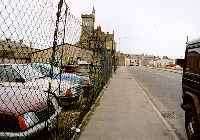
[0, 80, 50, 116]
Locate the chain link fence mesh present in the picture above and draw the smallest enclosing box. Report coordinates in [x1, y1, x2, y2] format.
[0, 0, 116, 139]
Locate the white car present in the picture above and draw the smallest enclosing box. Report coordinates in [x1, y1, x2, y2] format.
[0, 64, 72, 138]
[31, 63, 84, 107]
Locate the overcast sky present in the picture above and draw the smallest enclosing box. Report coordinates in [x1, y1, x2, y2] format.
[68, 0, 200, 58]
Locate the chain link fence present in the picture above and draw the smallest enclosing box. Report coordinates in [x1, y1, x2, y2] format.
[0, 0, 116, 139]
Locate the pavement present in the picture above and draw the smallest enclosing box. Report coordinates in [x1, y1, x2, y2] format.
[79, 67, 178, 140]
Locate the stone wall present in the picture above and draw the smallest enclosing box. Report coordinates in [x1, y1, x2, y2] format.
[31, 43, 93, 64]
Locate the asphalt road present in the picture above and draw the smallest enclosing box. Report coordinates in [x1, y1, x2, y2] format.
[128, 66, 186, 140]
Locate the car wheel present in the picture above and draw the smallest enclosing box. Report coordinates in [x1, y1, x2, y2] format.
[185, 105, 200, 140]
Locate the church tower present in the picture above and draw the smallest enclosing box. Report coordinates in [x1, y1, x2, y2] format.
[80, 7, 95, 48]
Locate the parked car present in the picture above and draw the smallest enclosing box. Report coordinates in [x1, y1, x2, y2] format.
[76, 61, 91, 86]
[61, 62, 91, 88]
[0, 64, 61, 139]
[31, 63, 84, 107]
[61, 64, 78, 73]
[176, 39, 200, 140]
[75, 62, 93, 105]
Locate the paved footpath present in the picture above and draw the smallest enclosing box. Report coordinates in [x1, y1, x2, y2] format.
[79, 67, 175, 140]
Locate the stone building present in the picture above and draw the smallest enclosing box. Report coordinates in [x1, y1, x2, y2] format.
[0, 7, 116, 66]
[116, 52, 127, 66]
[31, 43, 93, 64]
[32, 7, 116, 65]
[141, 55, 155, 66]
[0, 39, 38, 64]
[79, 7, 115, 51]
[128, 54, 143, 66]
[79, 7, 95, 49]
[78, 7, 116, 67]
[156, 56, 175, 68]
[105, 31, 115, 51]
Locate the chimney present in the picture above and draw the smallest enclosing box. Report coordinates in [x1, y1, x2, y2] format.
[30, 42, 32, 48]
[6, 38, 11, 42]
[19, 39, 23, 44]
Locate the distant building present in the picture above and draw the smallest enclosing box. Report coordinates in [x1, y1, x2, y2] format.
[150, 56, 175, 68]
[0, 39, 38, 64]
[117, 53, 175, 68]
[141, 55, 155, 66]
[79, 8, 115, 51]
[79, 7, 95, 49]
[105, 31, 115, 51]
[32, 8, 116, 65]
[116, 52, 127, 66]
[128, 54, 143, 66]
[160, 57, 175, 68]
[31, 43, 93, 64]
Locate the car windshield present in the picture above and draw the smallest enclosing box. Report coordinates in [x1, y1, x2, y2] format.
[32, 63, 60, 78]
[0, 65, 22, 82]
[60, 73, 82, 84]
[32, 63, 82, 84]
[12, 64, 45, 81]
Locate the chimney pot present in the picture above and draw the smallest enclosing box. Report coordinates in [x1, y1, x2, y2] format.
[19, 39, 23, 44]
[6, 38, 11, 42]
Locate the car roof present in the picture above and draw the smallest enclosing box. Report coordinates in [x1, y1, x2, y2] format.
[77, 60, 91, 65]
[0, 63, 44, 78]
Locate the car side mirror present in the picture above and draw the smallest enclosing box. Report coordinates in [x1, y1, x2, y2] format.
[175, 59, 185, 68]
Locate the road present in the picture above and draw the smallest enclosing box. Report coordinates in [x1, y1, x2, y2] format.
[80, 67, 176, 140]
[128, 66, 186, 140]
